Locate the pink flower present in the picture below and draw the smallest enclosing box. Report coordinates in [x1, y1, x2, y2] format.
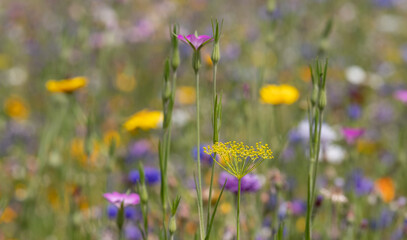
[177, 34, 212, 50]
[394, 90, 407, 104]
[342, 127, 365, 144]
[103, 192, 140, 208]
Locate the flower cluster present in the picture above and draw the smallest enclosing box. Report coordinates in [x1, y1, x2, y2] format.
[204, 141, 273, 179]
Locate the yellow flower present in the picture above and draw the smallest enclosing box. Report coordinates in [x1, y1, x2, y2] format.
[375, 177, 395, 203]
[204, 141, 273, 179]
[70, 138, 100, 166]
[46, 76, 87, 93]
[260, 84, 300, 105]
[176, 86, 196, 105]
[220, 202, 232, 214]
[123, 109, 163, 132]
[103, 130, 121, 147]
[295, 217, 306, 233]
[115, 72, 136, 92]
[0, 207, 17, 223]
[4, 96, 29, 120]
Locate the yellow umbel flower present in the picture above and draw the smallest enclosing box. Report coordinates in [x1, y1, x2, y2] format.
[123, 109, 163, 132]
[260, 84, 299, 105]
[46, 76, 87, 93]
[204, 141, 273, 179]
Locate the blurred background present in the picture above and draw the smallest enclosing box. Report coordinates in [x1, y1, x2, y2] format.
[1, 0, 407, 239]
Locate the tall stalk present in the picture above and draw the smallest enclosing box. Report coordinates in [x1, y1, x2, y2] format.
[305, 59, 328, 240]
[195, 70, 205, 239]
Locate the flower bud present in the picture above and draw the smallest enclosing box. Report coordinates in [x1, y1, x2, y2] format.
[171, 48, 180, 71]
[318, 89, 327, 110]
[211, 43, 220, 64]
[140, 184, 148, 204]
[162, 81, 172, 101]
[169, 216, 177, 234]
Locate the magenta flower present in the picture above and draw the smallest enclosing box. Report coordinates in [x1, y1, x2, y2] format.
[103, 192, 140, 208]
[342, 127, 365, 144]
[177, 34, 212, 51]
[394, 90, 407, 104]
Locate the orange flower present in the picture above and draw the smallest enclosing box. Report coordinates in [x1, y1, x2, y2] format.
[375, 177, 395, 203]
[0, 207, 17, 223]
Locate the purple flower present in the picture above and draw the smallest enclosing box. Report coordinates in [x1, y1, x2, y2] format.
[348, 170, 374, 196]
[347, 104, 362, 120]
[193, 145, 214, 165]
[103, 192, 140, 208]
[127, 140, 151, 162]
[125, 224, 142, 240]
[342, 127, 365, 144]
[373, 0, 394, 8]
[289, 199, 306, 216]
[107, 204, 118, 219]
[218, 172, 263, 194]
[128, 167, 161, 185]
[106, 205, 139, 220]
[177, 34, 212, 50]
[394, 90, 407, 104]
[124, 207, 136, 220]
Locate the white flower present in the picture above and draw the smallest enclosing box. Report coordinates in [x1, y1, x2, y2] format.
[296, 120, 338, 144]
[172, 109, 191, 127]
[345, 66, 366, 85]
[325, 144, 346, 164]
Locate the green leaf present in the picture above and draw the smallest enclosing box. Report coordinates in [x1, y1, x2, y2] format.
[275, 221, 284, 240]
[205, 179, 227, 240]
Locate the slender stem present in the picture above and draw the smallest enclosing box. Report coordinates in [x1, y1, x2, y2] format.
[237, 179, 241, 240]
[143, 204, 148, 239]
[213, 64, 217, 100]
[195, 71, 205, 239]
[207, 62, 218, 230]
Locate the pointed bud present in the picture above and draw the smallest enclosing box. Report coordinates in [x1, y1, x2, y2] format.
[211, 43, 220, 64]
[171, 25, 180, 71]
[140, 184, 148, 203]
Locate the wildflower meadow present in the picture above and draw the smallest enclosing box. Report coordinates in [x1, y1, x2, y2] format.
[1, 0, 407, 239]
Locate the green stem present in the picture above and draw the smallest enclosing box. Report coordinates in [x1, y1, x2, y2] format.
[195, 72, 205, 240]
[237, 179, 241, 240]
[207, 62, 218, 230]
[143, 203, 148, 239]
